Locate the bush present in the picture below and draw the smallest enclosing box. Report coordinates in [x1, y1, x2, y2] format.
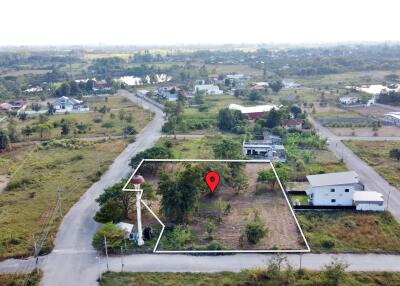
[206, 240, 224, 250]
[101, 121, 114, 128]
[321, 238, 335, 249]
[93, 116, 102, 123]
[92, 222, 125, 251]
[245, 222, 267, 244]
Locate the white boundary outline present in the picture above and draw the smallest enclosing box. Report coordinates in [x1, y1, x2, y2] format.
[123, 159, 310, 253]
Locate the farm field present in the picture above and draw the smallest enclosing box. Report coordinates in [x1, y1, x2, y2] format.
[297, 211, 400, 253]
[344, 140, 400, 188]
[135, 161, 306, 251]
[0, 139, 127, 260]
[327, 125, 400, 137]
[100, 270, 400, 286]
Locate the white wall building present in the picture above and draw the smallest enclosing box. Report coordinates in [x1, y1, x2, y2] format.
[194, 84, 223, 95]
[339, 96, 359, 105]
[383, 112, 400, 127]
[353, 191, 384, 211]
[306, 171, 364, 206]
[53, 96, 89, 112]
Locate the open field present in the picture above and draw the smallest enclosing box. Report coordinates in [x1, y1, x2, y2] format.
[0, 69, 51, 77]
[100, 270, 400, 286]
[12, 95, 152, 140]
[312, 104, 364, 119]
[344, 140, 400, 188]
[135, 161, 305, 251]
[297, 211, 400, 253]
[0, 139, 127, 260]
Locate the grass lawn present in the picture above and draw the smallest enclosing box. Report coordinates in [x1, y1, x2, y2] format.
[0, 139, 127, 260]
[99, 270, 400, 286]
[13, 96, 152, 141]
[297, 211, 400, 253]
[344, 140, 400, 189]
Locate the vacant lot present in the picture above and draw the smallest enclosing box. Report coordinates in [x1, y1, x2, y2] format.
[344, 140, 400, 188]
[0, 139, 127, 260]
[137, 161, 305, 251]
[328, 125, 400, 137]
[100, 270, 400, 286]
[297, 211, 400, 253]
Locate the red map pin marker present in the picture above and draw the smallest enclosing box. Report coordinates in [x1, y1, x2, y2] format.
[205, 171, 220, 193]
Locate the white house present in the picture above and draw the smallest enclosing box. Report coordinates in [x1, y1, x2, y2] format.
[383, 112, 400, 127]
[156, 86, 179, 101]
[228, 103, 279, 120]
[306, 171, 364, 206]
[53, 96, 89, 112]
[353, 191, 384, 211]
[339, 96, 359, 105]
[194, 84, 223, 95]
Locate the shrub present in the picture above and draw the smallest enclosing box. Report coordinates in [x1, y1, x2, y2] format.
[321, 238, 335, 249]
[93, 116, 102, 123]
[245, 222, 267, 244]
[206, 240, 224, 250]
[101, 121, 114, 128]
[92, 222, 125, 251]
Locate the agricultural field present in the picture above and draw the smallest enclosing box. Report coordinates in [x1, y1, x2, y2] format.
[100, 270, 400, 286]
[344, 140, 400, 188]
[0, 139, 127, 260]
[297, 211, 400, 253]
[11, 95, 152, 141]
[134, 161, 306, 251]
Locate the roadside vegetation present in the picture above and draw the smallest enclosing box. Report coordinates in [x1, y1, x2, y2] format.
[297, 211, 400, 253]
[99, 256, 400, 286]
[0, 270, 41, 286]
[344, 140, 400, 188]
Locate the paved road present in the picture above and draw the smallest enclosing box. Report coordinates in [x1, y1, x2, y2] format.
[309, 116, 400, 221]
[39, 90, 165, 286]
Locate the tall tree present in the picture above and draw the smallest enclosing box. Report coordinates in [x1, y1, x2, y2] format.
[0, 129, 11, 151]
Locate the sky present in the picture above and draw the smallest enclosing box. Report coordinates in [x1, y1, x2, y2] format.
[1, 0, 400, 46]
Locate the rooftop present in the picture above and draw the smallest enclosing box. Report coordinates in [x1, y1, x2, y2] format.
[228, 103, 279, 114]
[385, 112, 400, 120]
[307, 171, 359, 187]
[353, 191, 384, 202]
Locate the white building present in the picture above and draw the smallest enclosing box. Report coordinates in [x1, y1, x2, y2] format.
[383, 112, 400, 127]
[242, 141, 286, 162]
[306, 171, 364, 206]
[339, 96, 359, 105]
[353, 191, 384, 211]
[194, 84, 223, 95]
[157, 86, 179, 101]
[53, 96, 89, 112]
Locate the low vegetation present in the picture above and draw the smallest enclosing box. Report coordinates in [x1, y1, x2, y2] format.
[0, 270, 41, 286]
[297, 211, 400, 253]
[344, 140, 400, 188]
[0, 139, 127, 259]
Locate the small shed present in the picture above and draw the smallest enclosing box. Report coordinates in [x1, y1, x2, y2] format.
[353, 191, 384, 211]
[116, 222, 134, 239]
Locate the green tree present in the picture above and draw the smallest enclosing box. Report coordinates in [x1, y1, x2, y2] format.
[7, 124, 18, 142]
[249, 90, 262, 101]
[92, 222, 125, 251]
[217, 108, 244, 132]
[0, 129, 11, 151]
[269, 80, 283, 93]
[130, 146, 172, 169]
[264, 108, 283, 128]
[389, 148, 400, 161]
[96, 181, 133, 219]
[21, 126, 33, 139]
[212, 138, 242, 159]
[158, 164, 204, 223]
[94, 200, 125, 223]
[257, 165, 288, 190]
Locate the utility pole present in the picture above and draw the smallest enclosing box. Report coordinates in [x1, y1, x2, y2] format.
[32, 234, 39, 274]
[120, 246, 124, 272]
[299, 254, 302, 271]
[104, 236, 109, 272]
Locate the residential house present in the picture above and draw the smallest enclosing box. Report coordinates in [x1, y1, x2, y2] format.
[383, 112, 400, 127]
[0, 103, 12, 111]
[194, 84, 223, 95]
[284, 118, 303, 130]
[306, 171, 365, 206]
[208, 74, 221, 82]
[53, 96, 89, 112]
[228, 103, 279, 120]
[156, 86, 179, 101]
[339, 96, 360, 105]
[242, 132, 285, 162]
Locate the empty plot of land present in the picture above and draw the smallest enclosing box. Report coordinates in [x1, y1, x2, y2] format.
[134, 161, 306, 251]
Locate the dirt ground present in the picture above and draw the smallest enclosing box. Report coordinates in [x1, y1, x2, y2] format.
[0, 174, 10, 193]
[327, 125, 400, 136]
[348, 105, 399, 119]
[138, 161, 306, 251]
